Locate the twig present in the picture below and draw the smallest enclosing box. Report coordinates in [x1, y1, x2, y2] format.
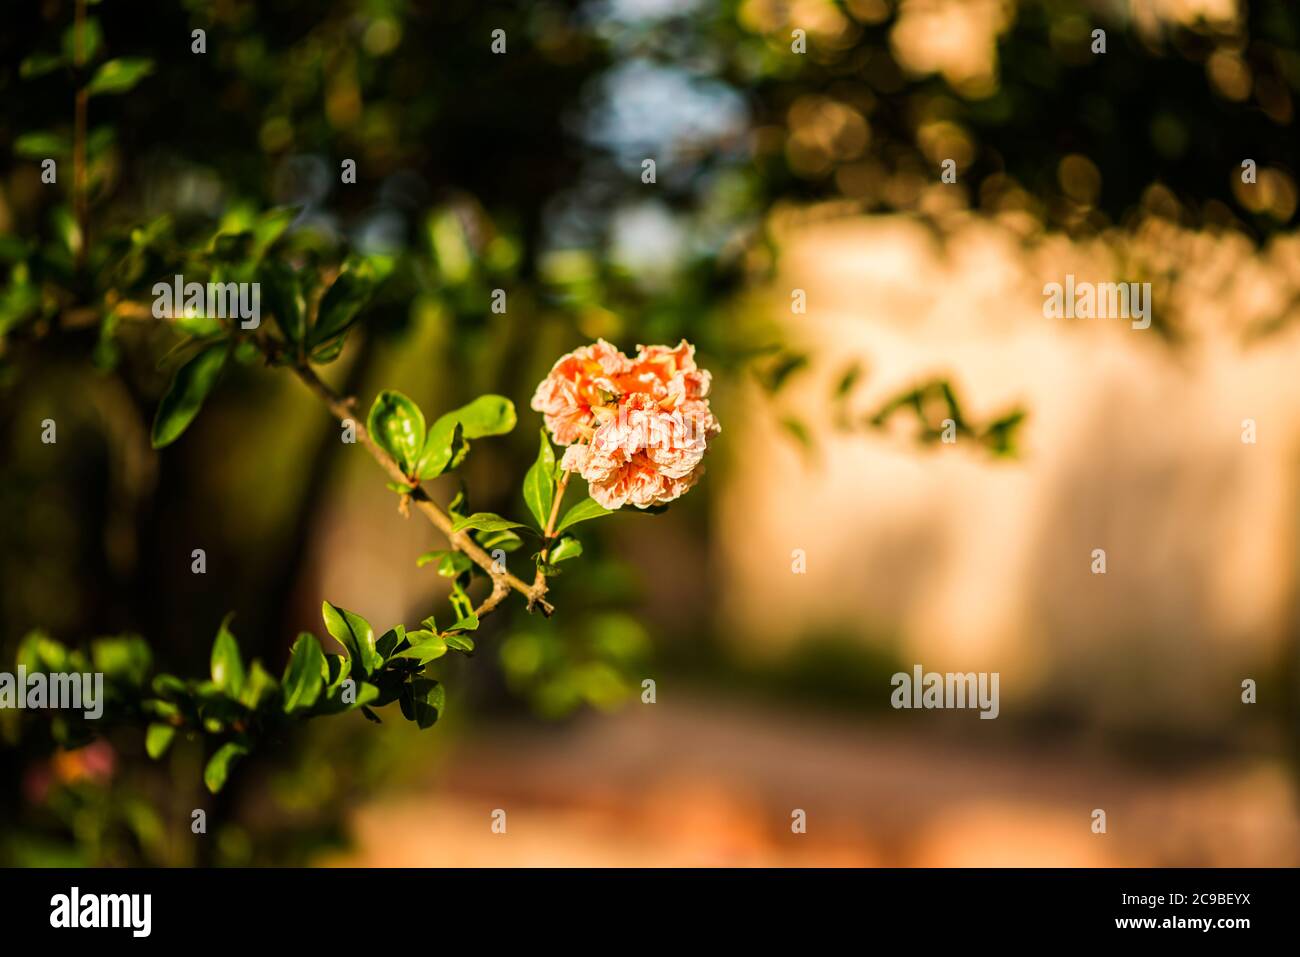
[290, 361, 553, 617]
[473, 577, 511, 618]
[530, 469, 570, 597]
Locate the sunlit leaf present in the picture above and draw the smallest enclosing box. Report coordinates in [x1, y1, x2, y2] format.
[87, 57, 154, 96]
[444, 633, 475, 654]
[451, 512, 523, 533]
[367, 390, 426, 474]
[321, 602, 382, 676]
[238, 660, 278, 710]
[145, 724, 175, 760]
[555, 497, 614, 533]
[450, 395, 516, 438]
[209, 614, 244, 696]
[414, 415, 464, 479]
[548, 536, 583, 563]
[442, 614, 478, 634]
[282, 632, 325, 713]
[523, 428, 555, 529]
[377, 624, 405, 661]
[204, 742, 249, 794]
[14, 131, 71, 159]
[391, 630, 447, 665]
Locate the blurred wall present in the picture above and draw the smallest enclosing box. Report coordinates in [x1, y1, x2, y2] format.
[716, 209, 1300, 730]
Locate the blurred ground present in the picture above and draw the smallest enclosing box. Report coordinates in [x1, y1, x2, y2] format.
[323, 694, 1300, 867]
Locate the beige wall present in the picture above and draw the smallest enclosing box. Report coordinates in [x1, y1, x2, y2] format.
[716, 211, 1300, 727]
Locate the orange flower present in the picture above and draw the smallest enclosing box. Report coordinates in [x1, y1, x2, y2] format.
[529, 339, 630, 445]
[534, 340, 720, 509]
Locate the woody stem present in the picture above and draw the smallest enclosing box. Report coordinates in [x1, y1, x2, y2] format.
[532, 470, 571, 592]
[289, 361, 553, 617]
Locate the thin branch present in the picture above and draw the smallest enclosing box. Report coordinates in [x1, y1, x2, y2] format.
[289, 361, 553, 617]
[473, 576, 511, 619]
[530, 469, 571, 597]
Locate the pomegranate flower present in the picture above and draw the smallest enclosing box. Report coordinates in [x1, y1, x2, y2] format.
[531, 340, 720, 509]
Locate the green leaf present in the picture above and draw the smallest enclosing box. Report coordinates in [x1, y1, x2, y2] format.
[144, 698, 180, 720]
[834, 362, 863, 399]
[779, 417, 813, 458]
[377, 624, 405, 661]
[145, 724, 175, 760]
[399, 677, 446, 730]
[367, 390, 426, 475]
[449, 582, 474, 621]
[391, 630, 447, 665]
[416, 550, 473, 578]
[86, 125, 115, 159]
[414, 415, 464, 479]
[259, 261, 303, 343]
[351, 682, 380, 708]
[310, 336, 347, 364]
[238, 661, 277, 710]
[321, 602, 382, 676]
[86, 57, 154, 95]
[756, 351, 809, 393]
[555, 497, 614, 534]
[475, 528, 523, 552]
[16, 631, 68, 673]
[19, 54, 66, 79]
[152, 674, 188, 699]
[317, 679, 379, 714]
[441, 548, 473, 579]
[523, 429, 556, 530]
[282, 633, 325, 713]
[309, 256, 377, 345]
[252, 206, 298, 259]
[442, 614, 478, 634]
[62, 18, 103, 66]
[209, 614, 245, 696]
[150, 342, 228, 449]
[233, 340, 260, 366]
[548, 536, 583, 563]
[451, 512, 523, 534]
[444, 633, 475, 654]
[204, 742, 249, 794]
[323, 654, 350, 695]
[413, 395, 513, 479]
[447, 395, 516, 438]
[446, 489, 468, 521]
[14, 131, 71, 159]
[91, 634, 152, 685]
